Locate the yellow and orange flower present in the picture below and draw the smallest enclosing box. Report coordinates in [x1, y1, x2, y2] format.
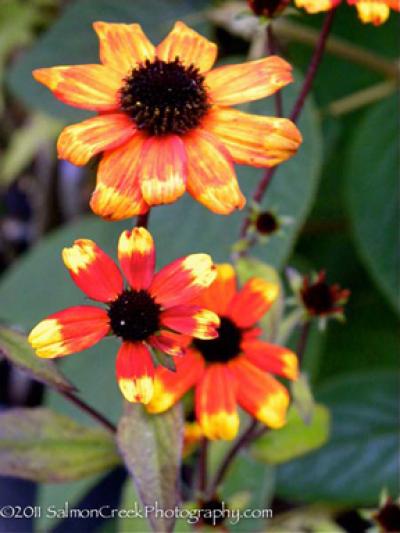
[147, 264, 299, 440]
[28, 227, 219, 404]
[33, 21, 302, 219]
[295, 0, 399, 25]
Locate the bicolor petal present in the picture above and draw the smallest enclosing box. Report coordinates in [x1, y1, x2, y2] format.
[57, 113, 136, 166]
[90, 134, 149, 220]
[32, 65, 122, 111]
[156, 21, 217, 73]
[62, 239, 123, 302]
[116, 342, 154, 404]
[205, 56, 293, 106]
[195, 364, 240, 440]
[93, 21, 155, 74]
[147, 349, 205, 413]
[295, 0, 340, 13]
[230, 357, 289, 429]
[28, 306, 109, 358]
[242, 340, 299, 380]
[350, 0, 390, 24]
[118, 227, 155, 290]
[139, 134, 187, 205]
[160, 305, 220, 339]
[228, 277, 279, 328]
[150, 253, 217, 308]
[204, 108, 302, 168]
[184, 129, 245, 215]
[148, 330, 190, 357]
[196, 263, 237, 315]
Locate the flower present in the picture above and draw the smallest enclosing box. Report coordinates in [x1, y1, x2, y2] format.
[33, 21, 302, 220]
[147, 264, 298, 440]
[300, 271, 350, 319]
[295, 0, 399, 25]
[248, 0, 291, 17]
[28, 227, 219, 404]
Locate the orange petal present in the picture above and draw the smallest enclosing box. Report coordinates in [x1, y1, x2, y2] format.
[118, 227, 155, 290]
[57, 113, 136, 166]
[32, 65, 122, 111]
[116, 342, 154, 404]
[62, 239, 123, 302]
[204, 107, 302, 168]
[148, 330, 191, 357]
[149, 254, 217, 308]
[295, 0, 340, 13]
[195, 364, 239, 440]
[28, 306, 109, 358]
[350, 0, 390, 24]
[230, 357, 289, 429]
[93, 21, 155, 74]
[206, 56, 292, 106]
[160, 305, 220, 340]
[139, 135, 187, 206]
[156, 21, 217, 73]
[227, 277, 279, 328]
[90, 134, 149, 220]
[196, 263, 237, 315]
[242, 340, 299, 380]
[147, 349, 205, 413]
[184, 129, 245, 215]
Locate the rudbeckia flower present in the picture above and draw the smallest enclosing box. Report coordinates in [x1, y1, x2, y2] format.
[28, 227, 219, 404]
[33, 21, 302, 219]
[295, 0, 399, 25]
[147, 264, 299, 440]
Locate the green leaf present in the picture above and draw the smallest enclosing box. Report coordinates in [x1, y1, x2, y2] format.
[235, 256, 283, 342]
[0, 324, 75, 393]
[276, 371, 399, 505]
[0, 407, 120, 482]
[119, 482, 151, 533]
[117, 403, 184, 533]
[7, 0, 210, 121]
[345, 95, 399, 315]
[291, 372, 316, 424]
[251, 404, 330, 465]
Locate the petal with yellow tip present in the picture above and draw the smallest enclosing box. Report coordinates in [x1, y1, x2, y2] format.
[242, 340, 299, 381]
[294, 0, 340, 13]
[227, 277, 280, 328]
[118, 227, 155, 290]
[28, 306, 109, 359]
[62, 239, 123, 302]
[196, 364, 239, 440]
[160, 306, 220, 340]
[116, 342, 154, 404]
[196, 263, 237, 315]
[149, 253, 217, 308]
[148, 330, 190, 357]
[93, 21, 155, 75]
[351, 0, 390, 24]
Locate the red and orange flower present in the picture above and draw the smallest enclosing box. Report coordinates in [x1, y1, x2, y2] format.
[28, 227, 219, 404]
[147, 264, 299, 440]
[295, 0, 399, 25]
[33, 21, 302, 220]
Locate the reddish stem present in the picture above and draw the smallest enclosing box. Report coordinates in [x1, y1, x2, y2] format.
[61, 390, 116, 433]
[136, 211, 150, 228]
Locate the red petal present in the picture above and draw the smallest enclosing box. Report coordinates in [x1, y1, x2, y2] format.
[116, 342, 154, 404]
[118, 227, 155, 290]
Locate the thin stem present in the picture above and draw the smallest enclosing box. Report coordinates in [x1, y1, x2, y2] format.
[136, 211, 150, 228]
[207, 419, 258, 497]
[61, 390, 116, 433]
[238, 9, 336, 245]
[198, 438, 209, 494]
[296, 320, 311, 367]
[290, 9, 336, 123]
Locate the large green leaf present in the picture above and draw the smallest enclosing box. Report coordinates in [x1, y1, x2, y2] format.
[251, 404, 330, 465]
[0, 324, 74, 392]
[345, 95, 399, 315]
[0, 407, 120, 482]
[117, 403, 184, 533]
[7, 0, 210, 122]
[276, 371, 399, 505]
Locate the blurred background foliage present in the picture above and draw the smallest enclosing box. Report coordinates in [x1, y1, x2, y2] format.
[0, 0, 398, 532]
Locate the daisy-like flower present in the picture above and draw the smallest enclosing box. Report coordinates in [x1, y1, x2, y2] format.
[28, 227, 219, 404]
[33, 21, 302, 220]
[147, 264, 298, 440]
[295, 0, 399, 25]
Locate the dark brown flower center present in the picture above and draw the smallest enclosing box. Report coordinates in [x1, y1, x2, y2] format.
[301, 281, 334, 314]
[193, 316, 242, 363]
[255, 211, 279, 235]
[119, 58, 209, 136]
[108, 289, 161, 341]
